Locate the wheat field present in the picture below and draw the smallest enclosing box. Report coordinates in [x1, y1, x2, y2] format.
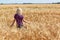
[0, 4, 60, 40]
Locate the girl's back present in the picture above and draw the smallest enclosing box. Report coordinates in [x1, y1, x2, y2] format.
[14, 13, 24, 26]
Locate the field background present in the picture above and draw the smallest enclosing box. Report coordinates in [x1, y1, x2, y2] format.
[0, 4, 60, 40]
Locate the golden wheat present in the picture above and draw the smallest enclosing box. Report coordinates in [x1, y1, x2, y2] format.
[0, 4, 60, 40]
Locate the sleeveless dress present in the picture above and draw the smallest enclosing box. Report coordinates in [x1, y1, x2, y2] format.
[14, 13, 24, 28]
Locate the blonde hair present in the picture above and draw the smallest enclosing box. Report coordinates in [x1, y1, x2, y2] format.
[16, 8, 22, 14]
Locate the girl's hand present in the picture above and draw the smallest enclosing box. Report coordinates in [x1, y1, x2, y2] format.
[10, 19, 15, 27]
[23, 20, 30, 24]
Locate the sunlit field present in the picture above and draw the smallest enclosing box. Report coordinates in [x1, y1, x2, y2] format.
[0, 4, 60, 40]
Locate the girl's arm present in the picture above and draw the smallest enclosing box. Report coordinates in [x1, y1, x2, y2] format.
[23, 19, 30, 24]
[23, 19, 27, 23]
[10, 19, 15, 27]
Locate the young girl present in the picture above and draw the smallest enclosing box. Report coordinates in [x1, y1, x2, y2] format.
[10, 8, 27, 28]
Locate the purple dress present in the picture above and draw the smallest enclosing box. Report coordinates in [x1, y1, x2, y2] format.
[14, 13, 23, 28]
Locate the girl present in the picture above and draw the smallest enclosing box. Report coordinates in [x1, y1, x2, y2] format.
[10, 8, 27, 28]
